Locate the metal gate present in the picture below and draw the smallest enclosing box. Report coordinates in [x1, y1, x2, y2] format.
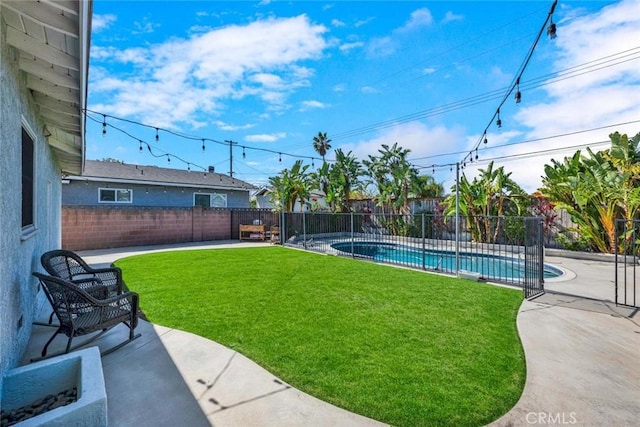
[615, 219, 639, 308]
[524, 217, 545, 299]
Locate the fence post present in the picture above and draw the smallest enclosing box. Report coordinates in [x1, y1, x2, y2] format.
[455, 162, 460, 276]
[302, 212, 307, 249]
[350, 212, 355, 258]
[422, 213, 426, 270]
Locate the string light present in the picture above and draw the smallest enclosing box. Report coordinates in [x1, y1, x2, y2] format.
[102, 115, 107, 137]
[139, 140, 143, 152]
[166, 154, 171, 163]
[85, 109, 320, 170]
[155, 128, 159, 142]
[279, 153, 282, 162]
[242, 147, 246, 158]
[187, 163, 191, 171]
[457, 0, 556, 168]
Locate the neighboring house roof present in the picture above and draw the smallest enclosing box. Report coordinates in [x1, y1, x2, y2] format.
[68, 160, 255, 191]
[1, 0, 91, 174]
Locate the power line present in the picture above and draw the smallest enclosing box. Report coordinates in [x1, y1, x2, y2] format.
[328, 46, 640, 142]
[409, 119, 640, 162]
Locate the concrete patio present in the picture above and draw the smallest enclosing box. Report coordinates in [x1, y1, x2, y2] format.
[20, 242, 640, 426]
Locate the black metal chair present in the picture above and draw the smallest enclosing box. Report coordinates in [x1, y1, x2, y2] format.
[41, 249, 126, 296]
[32, 272, 141, 359]
[40, 249, 127, 325]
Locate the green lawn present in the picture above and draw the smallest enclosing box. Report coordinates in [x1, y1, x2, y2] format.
[116, 246, 525, 426]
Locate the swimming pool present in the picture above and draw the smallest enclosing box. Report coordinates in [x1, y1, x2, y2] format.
[331, 241, 562, 282]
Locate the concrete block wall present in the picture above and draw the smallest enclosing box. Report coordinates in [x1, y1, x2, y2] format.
[62, 206, 233, 251]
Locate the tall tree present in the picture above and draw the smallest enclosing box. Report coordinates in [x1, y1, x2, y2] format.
[442, 161, 527, 243]
[331, 149, 362, 212]
[540, 132, 640, 253]
[268, 160, 311, 212]
[312, 132, 332, 163]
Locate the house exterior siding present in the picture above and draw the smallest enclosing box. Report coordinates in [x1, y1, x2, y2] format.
[63, 180, 250, 208]
[0, 20, 62, 376]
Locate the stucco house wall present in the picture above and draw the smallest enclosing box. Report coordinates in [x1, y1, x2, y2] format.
[0, 19, 62, 376]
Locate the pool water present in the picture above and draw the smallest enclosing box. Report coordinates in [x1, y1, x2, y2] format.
[331, 241, 562, 281]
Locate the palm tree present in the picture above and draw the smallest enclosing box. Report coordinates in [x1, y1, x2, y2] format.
[312, 132, 332, 163]
[331, 149, 362, 212]
[442, 161, 526, 243]
[268, 160, 311, 212]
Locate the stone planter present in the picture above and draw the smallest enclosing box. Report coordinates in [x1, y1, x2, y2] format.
[1, 347, 107, 426]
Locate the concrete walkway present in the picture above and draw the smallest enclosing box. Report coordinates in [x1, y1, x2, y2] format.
[22, 242, 640, 426]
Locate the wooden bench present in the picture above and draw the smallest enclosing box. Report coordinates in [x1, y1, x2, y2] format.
[239, 224, 266, 241]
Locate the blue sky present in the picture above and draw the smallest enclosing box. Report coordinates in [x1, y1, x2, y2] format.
[86, 0, 640, 193]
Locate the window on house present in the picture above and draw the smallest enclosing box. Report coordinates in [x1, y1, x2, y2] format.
[194, 193, 227, 208]
[22, 127, 35, 229]
[99, 188, 132, 203]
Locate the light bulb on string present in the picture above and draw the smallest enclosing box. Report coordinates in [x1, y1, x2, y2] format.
[202, 139, 206, 151]
[242, 147, 246, 159]
[515, 77, 522, 104]
[547, 19, 557, 39]
[475, 148, 478, 160]
[496, 109, 502, 128]
[139, 140, 143, 152]
[311, 159, 315, 168]
[187, 163, 191, 171]
[166, 155, 171, 164]
[155, 128, 159, 142]
[483, 131, 488, 145]
[102, 115, 107, 137]
[279, 153, 282, 162]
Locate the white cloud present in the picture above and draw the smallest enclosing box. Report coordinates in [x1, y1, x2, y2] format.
[340, 122, 466, 169]
[361, 86, 379, 94]
[354, 17, 374, 28]
[245, 132, 287, 143]
[212, 121, 255, 131]
[400, 8, 433, 33]
[367, 8, 434, 57]
[423, 67, 436, 75]
[442, 11, 464, 24]
[339, 41, 364, 53]
[132, 17, 160, 34]
[300, 100, 328, 111]
[333, 83, 347, 92]
[331, 19, 345, 27]
[92, 14, 117, 33]
[89, 15, 328, 128]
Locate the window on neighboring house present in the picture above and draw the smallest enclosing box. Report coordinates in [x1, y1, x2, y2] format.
[194, 193, 227, 208]
[99, 188, 132, 203]
[22, 127, 35, 229]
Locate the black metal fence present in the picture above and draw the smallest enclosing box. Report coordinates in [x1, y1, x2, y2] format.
[615, 219, 639, 308]
[524, 218, 545, 299]
[281, 212, 546, 287]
